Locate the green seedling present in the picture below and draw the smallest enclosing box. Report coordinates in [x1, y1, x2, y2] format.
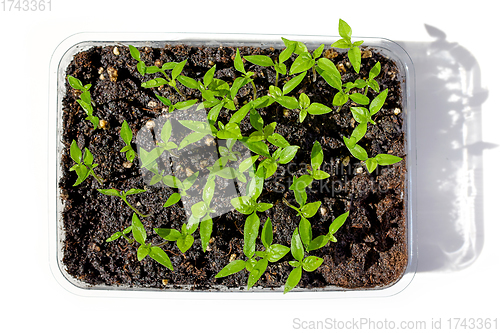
[304, 211, 349, 251]
[288, 42, 325, 82]
[343, 89, 397, 165]
[69, 140, 103, 186]
[365, 154, 403, 173]
[231, 190, 273, 260]
[157, 171, 199, 200]
[154, 217, 199, 253]
[244, 39, 296, 86]
[288, 174, 314, 208]
[283, 197, 322, 251]
[97, 188, 149, 217]
[284, 228, 324, 294]
[67, 75, 100, 129]
[139, 120, 179, 173]
[234, 48, 258, 100]
[268, 85, 299, 110]
[105, 225, 133, 243]
[195, 65, 236, 114]
[120, 120, 136, 162]
[306, 141, 330, 180]
[332, 80, 371, 107]
[128, 213, 173, 269]
[215, 217, 290, 289]
[188, 176, 216, 251]
[155, 94, 198, 113]
[217, 138, 242, 167]
[129, 45, 189, 99]
[298, 93, 332, 123]
[258, 144, 300, 179]
[361, 62, 381, 94]
[331, 19, 364, 73]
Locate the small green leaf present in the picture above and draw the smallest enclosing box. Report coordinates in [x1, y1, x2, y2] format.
[247, 259, 268, 289]
[137, 61, 146, 76]
[299, 93, 311, 110]
[290, 228, 304, 262]
[243, 212, 260, 258]
[365, 157, 378, 173]
[137, 244, 151, 261]
[307, 235, 330, 251]
[156, 94, 172, 106]
[203, 177, 216, 205]
[200, 217, 213, 252]
[129, 45, 141, 61]
[67, 75, 84, 91]
[106, 231, 124, 243]
[301, 201, 321, 218]
[329, 211, 349, 235]
[154, 228, 181, 241]
[239, 155, 259, 173]
[204, 65, 216, 87]
[256, 202, 273, 212]
[246, 166, 265, 200]
[163, 193, 181, 207]
[191, 201, 208, 218]
[149, 247, 173, 270]
[310, 141, 323, 171]
[344, 141, 368, 161]
[369, 89, 388, 115]
[369, 62, 381, 80]
[331, 39, 351, 49]
[338, 19, 352, 42]
[234, 49, 245, 74]
[332, 91, 349, 106]
[244, 55, 274, 67]
[131, 213, 147, 245]
[267, 133, 290, 149]
[307, 103, 332, 115]
[350, 107, 371, 124]
[312, 44, 325, 59]
[215, 260, 246, 278]
[267, 244, 290, 262]
[231, 196, 255, 215]
[312, 170, 330, 180]
[261, 217, 273, 249]
[348, 46, 362, 73]
[178, 132, 209, 150]
[240, 139, 271, 158]
[70, 140, 82, 163]
[352, 123, 367, 143]
[162, 175, 184, 189]
[249, 109, 264, 131]
[349, 93, 370, 105]
[97, 188, 121, 197]
[283, 72, 307, 95]
[284, 266, 302, 294]
[172, 60, 187, 80]
[302, 256, 324, 272]
[278, 145, 300, 164]
[289, 53, 315, 75]
[177, 75, 198, 89]
[142, 78, 169, 88]
[299, 217, 312, 247]
[375, 154, 403, 165]
[177, 234, 194, 253]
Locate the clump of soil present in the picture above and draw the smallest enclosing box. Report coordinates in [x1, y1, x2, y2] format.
[59, 42, 407, 290]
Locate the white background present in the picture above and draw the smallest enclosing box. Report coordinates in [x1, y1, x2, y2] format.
[1, 0, 499, 332]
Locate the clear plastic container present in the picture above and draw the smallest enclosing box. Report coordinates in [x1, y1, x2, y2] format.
[48, 33, 417, 299]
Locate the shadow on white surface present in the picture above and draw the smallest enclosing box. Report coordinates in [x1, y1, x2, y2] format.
[399, 25, 493, 272]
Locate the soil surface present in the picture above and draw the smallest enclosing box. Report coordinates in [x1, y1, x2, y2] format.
[60, 42, 407, 291]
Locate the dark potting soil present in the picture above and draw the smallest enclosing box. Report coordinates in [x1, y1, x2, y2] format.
[59, 42, 407, 291]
